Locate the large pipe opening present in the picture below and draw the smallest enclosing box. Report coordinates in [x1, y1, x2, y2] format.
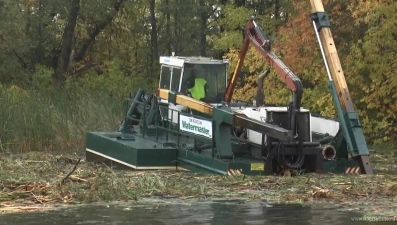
[322, 145, 336, 160]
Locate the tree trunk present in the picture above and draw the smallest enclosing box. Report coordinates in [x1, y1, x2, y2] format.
[53, 0, 126, 87]
[235, 0, 245, 7]
[199, 0, 207, 56]
[149, 0, 158, 77]
[274, 0, 280, 25]
[173, 0, 179, 55]
[36, 0, 44, 65]
[53, 0, 80, 88]
[166, 0, 172, 55]
[75, 0, 126, 61]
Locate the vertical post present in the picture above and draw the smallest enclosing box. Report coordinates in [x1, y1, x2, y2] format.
[142, 101, 146, 137]
[255, 69, 270, 107]
[176, 109, 180, 170]
[166, 107, 170, 141]
[155, 104, 159, 141]
[211, 119, 215, 159]
[119, 88, 144, 133]
[177, 111, 180, 147]
[310, 0, 355, 113]
[310, 0, 373, 174]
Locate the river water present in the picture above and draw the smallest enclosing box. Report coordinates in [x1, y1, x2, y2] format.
[0, 200, 395, 225]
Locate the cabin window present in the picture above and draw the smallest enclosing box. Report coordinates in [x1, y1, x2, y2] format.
[205, 64, 227, 100]
[170, 67, 182, 92]
[180, 63, 227, 103]
[159, 66, 171, 89]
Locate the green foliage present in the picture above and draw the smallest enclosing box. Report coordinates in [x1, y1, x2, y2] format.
[208, 2, 281, 53]
[345, 0, 397, 142]
[0, 0, 396, 151]
[0, 56, 158, 153]
[31, 65, 54, 92]
[65, 59, 157, 100]
[0, 86, 124, 153]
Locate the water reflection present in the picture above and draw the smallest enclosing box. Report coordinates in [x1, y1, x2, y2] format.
[0, 200, 393, 225]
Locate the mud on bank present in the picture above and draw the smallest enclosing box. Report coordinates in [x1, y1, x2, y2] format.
[0, 149, 396, 216]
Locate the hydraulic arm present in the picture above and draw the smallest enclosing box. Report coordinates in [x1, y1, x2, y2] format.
[157, 88, 294, 142]
[224, 17, 303, 137]
[310, 0, 373, 174]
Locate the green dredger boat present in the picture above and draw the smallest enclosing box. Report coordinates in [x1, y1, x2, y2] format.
[85, 0, 374, 176]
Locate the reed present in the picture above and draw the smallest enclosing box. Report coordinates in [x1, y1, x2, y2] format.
[0, 87, 125, 153]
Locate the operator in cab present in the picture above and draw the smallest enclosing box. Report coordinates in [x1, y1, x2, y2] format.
[186, 68, 207, 101]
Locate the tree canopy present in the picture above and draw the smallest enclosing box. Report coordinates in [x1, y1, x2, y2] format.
[0, 0, 396, 144]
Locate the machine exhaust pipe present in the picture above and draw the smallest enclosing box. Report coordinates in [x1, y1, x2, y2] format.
[322, 145, 336, 160]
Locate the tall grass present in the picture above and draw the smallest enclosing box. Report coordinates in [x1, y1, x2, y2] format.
[0, 87, 127, 153]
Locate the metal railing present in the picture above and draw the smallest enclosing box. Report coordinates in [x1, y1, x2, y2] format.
[120, 94, 148, 136]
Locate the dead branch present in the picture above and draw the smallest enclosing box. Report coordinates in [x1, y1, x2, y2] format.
[60, 158, 81, 185]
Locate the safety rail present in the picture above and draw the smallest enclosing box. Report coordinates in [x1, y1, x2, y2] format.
[120, 95, 148, 136]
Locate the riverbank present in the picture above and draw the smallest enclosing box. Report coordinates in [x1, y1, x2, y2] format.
[1, 148, 396, 217]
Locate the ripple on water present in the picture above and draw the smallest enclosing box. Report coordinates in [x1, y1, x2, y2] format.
[0, 201, 393, 225]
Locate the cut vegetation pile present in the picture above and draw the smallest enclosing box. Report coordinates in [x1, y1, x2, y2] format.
[1, 149, 397, 216]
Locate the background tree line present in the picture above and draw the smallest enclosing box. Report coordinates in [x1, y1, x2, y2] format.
[0, 0, 395, 152]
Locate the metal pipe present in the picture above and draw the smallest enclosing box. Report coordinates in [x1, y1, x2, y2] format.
[318, 135, 334, 145]
[234, 115, 294, 141]
[229, 102, 248, 108]
[270, 141, 320, 147]
[312, 21, 333, 81]
[256, 69, 270, 107]
[322, 145, 336, 160]
[196, 144, 212, 151]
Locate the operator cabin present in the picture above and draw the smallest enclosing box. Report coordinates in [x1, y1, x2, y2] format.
[159, 56, 228, 105]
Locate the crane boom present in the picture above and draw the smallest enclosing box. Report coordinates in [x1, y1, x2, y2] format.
[224, 17, 303, 137]
[310, 0, 373, 174]
[225, 18, 303, 104]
